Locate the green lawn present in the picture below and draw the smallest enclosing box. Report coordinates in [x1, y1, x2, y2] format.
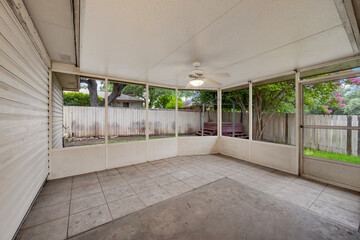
[304, 148, 360, 164]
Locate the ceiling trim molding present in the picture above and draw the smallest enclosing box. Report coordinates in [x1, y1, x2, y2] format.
[334, 0, 360, 53]
[6, 0, 51, 68]
[72, 0, 80, 67]
[51, 62, 220, 90]
[221, 55, 360, 90]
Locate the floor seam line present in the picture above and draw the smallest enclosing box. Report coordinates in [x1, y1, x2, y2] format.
[307, 183, 327, 210]
[96, 172, 114, 221]
[66, 177, 74, 239]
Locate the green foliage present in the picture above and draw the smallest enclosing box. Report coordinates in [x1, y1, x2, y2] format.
[165, 95, 184, 109]
[150, 88, 174, 108]
[178, 90, 194, 98]
[122, 84, 146, 100]
[63, 92, 103, 106]
[222, 89, 249, 112]
[154, 95, 171, 108]
[254, 80, 296, 114]
[332, 86, 360, 115]
[121, 85, 176, 108]
[192, 91, 217, 108]
[303, 81, 338, 114]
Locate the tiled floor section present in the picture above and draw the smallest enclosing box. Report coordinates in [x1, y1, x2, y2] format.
[16, 154, 360, 239]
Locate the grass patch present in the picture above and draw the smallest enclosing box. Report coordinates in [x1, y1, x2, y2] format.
[149, 135, 176, 140]
[109, 138, 146, 143]
[304, 148, 360, 164]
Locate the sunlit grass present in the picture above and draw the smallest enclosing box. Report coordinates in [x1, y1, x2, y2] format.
[304, 148, 360, 164]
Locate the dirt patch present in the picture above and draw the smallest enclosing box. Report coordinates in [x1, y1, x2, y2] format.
[64, 135, 186, 147]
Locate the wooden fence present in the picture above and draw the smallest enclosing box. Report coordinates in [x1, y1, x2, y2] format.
[303, 114, 360, 156]
[63, 106, 359, 156]
[64, 106, 213, 137]
[260, 113, 359, 156]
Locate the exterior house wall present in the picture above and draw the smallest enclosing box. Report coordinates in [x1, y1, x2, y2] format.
[52, 73, 63, 149]
[0, 1, 50, 239]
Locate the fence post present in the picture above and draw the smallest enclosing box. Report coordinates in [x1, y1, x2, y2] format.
[347, 116, 352, 155]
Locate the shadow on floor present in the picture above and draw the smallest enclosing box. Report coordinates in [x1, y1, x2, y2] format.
[70, 178, 360, 240]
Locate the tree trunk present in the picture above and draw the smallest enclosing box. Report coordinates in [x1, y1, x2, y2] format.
[81, 79, 126, 107]
[86, 79, 100, 107]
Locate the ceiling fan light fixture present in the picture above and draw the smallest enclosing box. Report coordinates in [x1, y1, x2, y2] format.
[190, 79, 204, 87]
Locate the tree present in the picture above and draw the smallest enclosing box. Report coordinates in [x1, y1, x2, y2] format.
[165, 95, 184, 109]
[330, 85, 360, 115]
[224, 76, 360, 141]
[122, 84, 146, 100]
[192, 91, 217, 108]
[252, 80, 295, 140]
[122, 85, 176, 108]
[80, 79, 126, 106]
[154, 95, 171, 108]
[122, 86, 194, 108]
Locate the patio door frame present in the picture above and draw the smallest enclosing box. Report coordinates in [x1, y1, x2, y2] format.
[298, 69, 360, 190]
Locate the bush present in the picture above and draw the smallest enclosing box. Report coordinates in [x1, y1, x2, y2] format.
[63, 92, 103, 106]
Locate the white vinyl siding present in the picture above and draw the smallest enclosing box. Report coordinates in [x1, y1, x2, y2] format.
[52, 73, 63, 149]
[0, 1, 49, 240]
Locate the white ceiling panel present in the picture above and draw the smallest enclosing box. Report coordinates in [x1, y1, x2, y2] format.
[221, 26, 353, 87]
[80, 0, 242, 78]
[80, 0, 355, 87]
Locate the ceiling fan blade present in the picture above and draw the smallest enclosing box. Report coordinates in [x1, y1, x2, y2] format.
[204, 78, 221, 87]
[206, 73, 230, 78]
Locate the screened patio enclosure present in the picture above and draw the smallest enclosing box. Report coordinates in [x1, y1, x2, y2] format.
[1, 0, 360, 239]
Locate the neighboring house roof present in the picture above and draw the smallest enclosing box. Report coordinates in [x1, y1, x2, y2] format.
[79, 89, 145, 102]
[182, 99, 193, 107]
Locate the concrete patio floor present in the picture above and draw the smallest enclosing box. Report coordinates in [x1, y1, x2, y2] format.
[16, 154, 360, 239]
[70, 178, 360, 240]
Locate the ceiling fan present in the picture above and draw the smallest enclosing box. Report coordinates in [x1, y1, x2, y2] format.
[185, 61, 230, 88]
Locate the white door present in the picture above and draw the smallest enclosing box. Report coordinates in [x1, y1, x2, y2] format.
[300, 71, 360, 191]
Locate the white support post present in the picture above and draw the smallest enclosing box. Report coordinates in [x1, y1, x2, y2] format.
[217, 89, 222, 152]
[248, 81, 253, 141]
[295, 71, 301, 175]
[175, 88, 178, 138]
[175, 88, 179, 156]
[201, 104, 205, 136]
[232, 103, 235, 138]
[146, 84, 149, 141]
[248, 81, 252, 162]
[146, 84, 149, 161]
[105, 78, 109, 169]
[217, 89, 222, 137]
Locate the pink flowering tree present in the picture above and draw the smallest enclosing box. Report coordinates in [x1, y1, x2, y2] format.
[304, 76, 360, 115]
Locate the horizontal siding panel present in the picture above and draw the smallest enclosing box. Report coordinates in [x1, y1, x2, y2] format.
[0, 34, 47, 85]
[0, 4, 47, 78]
[0, 83, 48, 109]
[0, 1, 49, 240]
[0, 48, 48, 92]
[52, 75, 63, 149]
[0, 67, 48, 102]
